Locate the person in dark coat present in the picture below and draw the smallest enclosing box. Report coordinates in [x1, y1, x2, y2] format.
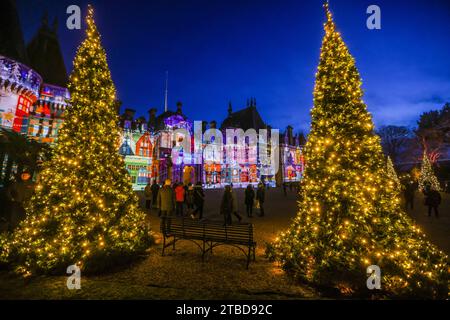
[282, 182, 287, 196]
[191, 182, 205, 219]
[6, 171, 34, 231]
[403, 181, 416, 210]
[221, 185, 242, 225]
[423, 185, 441, 217]
[157, 179, 175, 217]
[185, 183, 194, 215]
[256, 182, 266, 217]
[244, 184, 255, 217]
[144, 182, 152, 211]
[150, 180, 160, 208]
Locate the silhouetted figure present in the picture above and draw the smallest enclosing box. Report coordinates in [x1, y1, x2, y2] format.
[151, 180, 160, 208]
[282, 182, 287, 196]
[185, 183, 194, 215]
[256, 182, 266, 217]
[221, 185, 241, 225]
[403, 181, 416, 210]
[423, 185, 441, 217]
[192, 182, 205, 219]
[144, 182, 152, 210]
[245, 184, 255, 217]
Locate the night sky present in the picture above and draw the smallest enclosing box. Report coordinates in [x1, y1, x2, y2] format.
[16, 0, 450, 132]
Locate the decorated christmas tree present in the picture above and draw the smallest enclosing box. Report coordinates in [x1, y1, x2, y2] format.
[4, 6, 150, 275]
[267, 3, 448, 297]
[386, 156, 401, 191]
[418, 150, 441, 191]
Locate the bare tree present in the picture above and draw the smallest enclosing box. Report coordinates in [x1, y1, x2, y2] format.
[377, 125, 412, 163]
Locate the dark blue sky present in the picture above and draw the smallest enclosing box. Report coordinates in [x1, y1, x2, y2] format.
[17, 0, 450, 132]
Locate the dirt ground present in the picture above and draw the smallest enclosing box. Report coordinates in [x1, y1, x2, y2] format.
[0, 187, 448, 299]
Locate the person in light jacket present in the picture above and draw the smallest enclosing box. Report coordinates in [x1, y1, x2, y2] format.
[157, 179, 175, 217]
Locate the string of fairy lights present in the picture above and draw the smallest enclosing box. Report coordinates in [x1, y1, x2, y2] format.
[3, 5, 150, 275]
[267, 2, 448, 298]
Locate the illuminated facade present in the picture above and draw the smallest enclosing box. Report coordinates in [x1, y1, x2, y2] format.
[117, 99, 305, 190]
[0, 2, 304, 189]
[0, 55, 42, 134]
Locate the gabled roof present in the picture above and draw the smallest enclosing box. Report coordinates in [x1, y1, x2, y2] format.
[27, 16, 68, 87]
[220, 102, 266, 131]
[0, 0, 29, 64]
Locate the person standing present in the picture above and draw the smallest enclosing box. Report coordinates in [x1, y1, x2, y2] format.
[423, 185, 441, 217]
[221, 185, 241, 225]
[150, 180, 160, 208]
[144, 181, 152, 211]
[256, 182, 266, 217]
[192, 182, 205, 219]
[282, 182, 287, 196]
[244, 184, 255, 217]
[6, 171, 34, 231]
[157, 179, 175, 217]
[174, 183, 185, 217]
[230, 185, 242, 222]
[403, 181, 415, 210]
[185, 183, 194, 215]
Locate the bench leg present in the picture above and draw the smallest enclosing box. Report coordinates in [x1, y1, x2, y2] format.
[201, 240, 206, 262]
[162, 236, 166, 256]
[246, 246, 251, 269]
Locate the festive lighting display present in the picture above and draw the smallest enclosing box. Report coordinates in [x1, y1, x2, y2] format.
[418, 150, 441, 192]
[267, 3, 448, 298]
[386, 156, 401, 191]
[2, 6, 150, 275]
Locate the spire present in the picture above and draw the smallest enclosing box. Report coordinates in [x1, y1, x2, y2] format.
[27, 10, 68, 87]
[164, 71, 168, 112]
[52, 17, 58, 33]
[228, 101, 232, 116]
[0, 0, 29, 64]
[42, 11, 49, 27]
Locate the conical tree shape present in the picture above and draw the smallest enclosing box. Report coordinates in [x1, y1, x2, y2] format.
[268, 3, 448, 297]
[418, 151, 441, 191]
[5, 6, 150, 275]
[386, 156, 401, 191]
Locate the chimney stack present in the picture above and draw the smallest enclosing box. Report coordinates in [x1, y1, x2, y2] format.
[176, 101, 182, 114]
[124, 108, 136, 121]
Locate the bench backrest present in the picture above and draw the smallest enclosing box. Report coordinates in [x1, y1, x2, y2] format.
[160, 217, 254, 244]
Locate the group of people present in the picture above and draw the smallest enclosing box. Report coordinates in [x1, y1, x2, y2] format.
[143, 180, 267, 226]
[144, 179, 205, 219]
[220, 183, 266, 225]
[403, 180, 442, 217]
[281, 181, 301, 196]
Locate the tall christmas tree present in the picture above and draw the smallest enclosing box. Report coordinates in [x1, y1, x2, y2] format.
[418, 150, 441, 191]
[4, 6, 150, 275]
[268, 3, 448, 297]
[386, 156, 401, 191]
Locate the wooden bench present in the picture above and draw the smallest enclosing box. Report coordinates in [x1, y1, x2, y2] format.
[160, 217, 257, 269]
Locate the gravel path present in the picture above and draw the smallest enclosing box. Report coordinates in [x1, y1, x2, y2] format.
[0, 187, 447, 299]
